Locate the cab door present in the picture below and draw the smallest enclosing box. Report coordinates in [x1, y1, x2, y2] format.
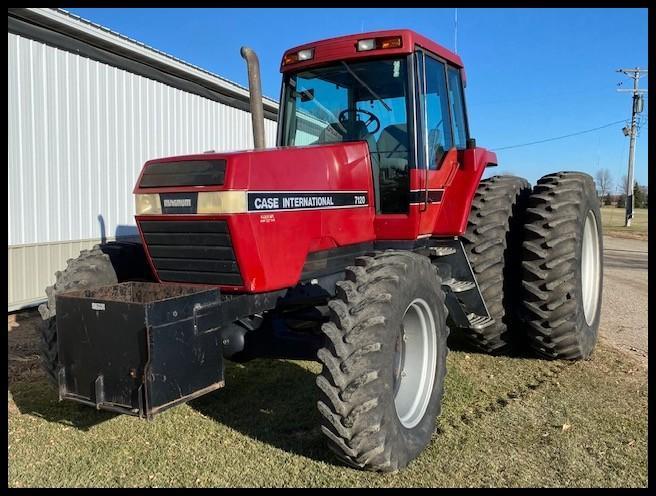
[414, 50, 459, 235]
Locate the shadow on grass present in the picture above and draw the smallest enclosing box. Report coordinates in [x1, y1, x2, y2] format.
[9, 358, 339, 465]
[9, 381, 117, 431]
[447, 327, 537, 360]
[189, 358, 339, 466]
[8, 309, 116, 431]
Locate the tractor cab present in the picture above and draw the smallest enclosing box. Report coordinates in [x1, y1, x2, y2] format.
[278, 30, 471, 216]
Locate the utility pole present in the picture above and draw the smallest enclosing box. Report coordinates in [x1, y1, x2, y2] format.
[616, 67, 647, 227]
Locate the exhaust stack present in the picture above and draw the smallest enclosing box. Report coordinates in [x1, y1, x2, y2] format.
[240, 46, 266, 149]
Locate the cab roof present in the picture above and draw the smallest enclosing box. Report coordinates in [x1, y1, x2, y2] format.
[281, 29, 465, 81]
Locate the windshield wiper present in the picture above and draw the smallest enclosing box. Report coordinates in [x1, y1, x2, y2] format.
[340, 61, 391, 111]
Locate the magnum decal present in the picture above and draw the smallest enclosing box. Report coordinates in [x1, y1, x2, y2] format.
[160, 192, 198, 214]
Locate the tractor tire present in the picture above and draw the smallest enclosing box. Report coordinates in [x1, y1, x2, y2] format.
[519, 172, 603, 360]
[39, 317, 59, 385]
[460, 175, 531, 353]
[37, 242, 151, 384]
[316, 251, 448, 472]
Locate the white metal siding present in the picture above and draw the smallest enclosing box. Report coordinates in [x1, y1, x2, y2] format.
[8, 32, 277, 247]
[8, 31, 278, 309]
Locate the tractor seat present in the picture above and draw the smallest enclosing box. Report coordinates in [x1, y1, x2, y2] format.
[318, 122, 347, 143]
[376, 124, 409, 173]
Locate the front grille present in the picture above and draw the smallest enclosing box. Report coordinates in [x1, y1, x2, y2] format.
[139, 160, 226, 188]
[140, 220, 242, 286]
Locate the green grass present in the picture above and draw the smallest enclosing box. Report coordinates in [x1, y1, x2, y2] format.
[600, 207, 648, 239]
[8, 341, 647, 488]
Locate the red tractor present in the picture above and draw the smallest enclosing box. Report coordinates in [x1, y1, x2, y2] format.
[38, 30, 603, 472]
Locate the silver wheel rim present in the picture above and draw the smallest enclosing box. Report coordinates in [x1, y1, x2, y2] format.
[393, 298, 437, 429]
[581, 210, 601, 325]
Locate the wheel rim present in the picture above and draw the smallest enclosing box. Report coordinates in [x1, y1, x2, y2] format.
[393, 298, 437, 429]
[581, 210, 601, 325]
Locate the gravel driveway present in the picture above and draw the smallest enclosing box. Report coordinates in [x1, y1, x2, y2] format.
[599, 236, 648, 366]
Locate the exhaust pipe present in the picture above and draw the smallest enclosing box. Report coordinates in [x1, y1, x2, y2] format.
[240, 46, 266, 149]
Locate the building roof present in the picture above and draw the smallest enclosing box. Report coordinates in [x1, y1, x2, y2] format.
[8, 8, 279, 113]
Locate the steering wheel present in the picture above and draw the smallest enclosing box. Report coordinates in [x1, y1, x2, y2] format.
[338, 108, 381, 135]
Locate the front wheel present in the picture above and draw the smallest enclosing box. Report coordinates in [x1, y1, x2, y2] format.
[316, 251, 449, 472]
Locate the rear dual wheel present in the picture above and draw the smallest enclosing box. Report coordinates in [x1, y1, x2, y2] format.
[519, 172, 603, 359]
[460, 172, 602, 361]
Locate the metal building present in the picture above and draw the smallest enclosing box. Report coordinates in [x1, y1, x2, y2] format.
[7, 8, 279, 311]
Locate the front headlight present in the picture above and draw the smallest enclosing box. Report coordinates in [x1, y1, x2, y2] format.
[197, 191, 247, 214]
[135, 194, 161, 215]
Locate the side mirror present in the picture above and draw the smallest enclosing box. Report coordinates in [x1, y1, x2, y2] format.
[300, 88, 315, 102]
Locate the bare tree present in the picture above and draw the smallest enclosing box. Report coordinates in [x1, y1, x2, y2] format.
[595, 168, 613, 198]
[621, 174, 629, 195]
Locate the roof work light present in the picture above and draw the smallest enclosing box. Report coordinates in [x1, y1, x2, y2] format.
[356, 36, 402, 52]
[283, 48, 315, 65]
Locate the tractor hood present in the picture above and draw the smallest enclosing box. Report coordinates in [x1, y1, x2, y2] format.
[133, 142, 377, 293]
[133, 142, 373, 208]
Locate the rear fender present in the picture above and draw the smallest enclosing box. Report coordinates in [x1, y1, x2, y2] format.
[432, 147, 497, 236]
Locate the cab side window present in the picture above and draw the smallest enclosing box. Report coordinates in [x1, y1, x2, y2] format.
[446, 67, 468, 149]
[416, 52, 453, 170]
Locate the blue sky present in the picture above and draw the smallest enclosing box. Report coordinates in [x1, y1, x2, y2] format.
[69, 8, 648, 188]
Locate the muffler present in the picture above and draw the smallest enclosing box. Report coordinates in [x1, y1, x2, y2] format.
[240, 46, 266, 149]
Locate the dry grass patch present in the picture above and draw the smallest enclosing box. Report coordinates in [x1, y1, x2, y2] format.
[601, 207, 648, 240]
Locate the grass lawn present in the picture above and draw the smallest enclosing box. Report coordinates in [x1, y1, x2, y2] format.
[600, 207, 648, 240]
[8, 336, 647, 488]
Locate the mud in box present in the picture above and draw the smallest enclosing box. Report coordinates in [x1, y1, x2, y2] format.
[55, 282, 225, 418]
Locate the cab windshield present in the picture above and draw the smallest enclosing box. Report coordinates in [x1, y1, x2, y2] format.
[280, 57, 412, 213]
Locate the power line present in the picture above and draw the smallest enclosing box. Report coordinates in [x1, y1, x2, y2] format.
[491, 119, 627, 151]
